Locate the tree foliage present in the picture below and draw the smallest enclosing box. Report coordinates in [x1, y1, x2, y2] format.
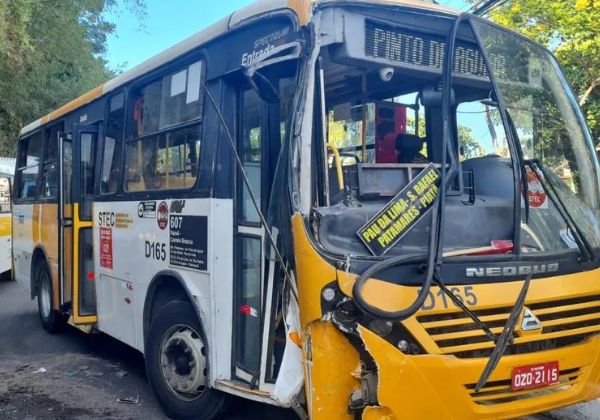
[0, 0, 145, 156]
[480, 0, 600, 146]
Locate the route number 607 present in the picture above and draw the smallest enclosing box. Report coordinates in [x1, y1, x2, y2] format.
[417, 286, 478, 310]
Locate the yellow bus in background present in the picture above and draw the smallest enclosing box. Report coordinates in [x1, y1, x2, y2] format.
[0, 158, 14, 276]
[12, 1, 600, 419]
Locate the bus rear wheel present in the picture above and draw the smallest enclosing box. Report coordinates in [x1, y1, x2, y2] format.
[146, 301, 227, 420]
[36, 263, 64, 333]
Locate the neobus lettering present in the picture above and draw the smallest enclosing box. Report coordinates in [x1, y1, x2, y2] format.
[466, 263, 560, 278]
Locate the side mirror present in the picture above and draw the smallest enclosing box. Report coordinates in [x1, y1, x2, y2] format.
[245, 69, 280, 104]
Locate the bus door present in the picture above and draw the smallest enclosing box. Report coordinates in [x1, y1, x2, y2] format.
[0, 175, 12, 275]
[234, 88, 268, 384]
[60, 125, 98, 324]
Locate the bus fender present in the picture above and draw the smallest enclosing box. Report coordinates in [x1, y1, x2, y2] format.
[30, 245, 50, 300]
[143, 270, 209, 350]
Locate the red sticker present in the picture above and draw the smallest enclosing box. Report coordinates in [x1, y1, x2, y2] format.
[526, 167, 548, 209]
[157, 201, 169, 230]
[100, 227, 113, 269]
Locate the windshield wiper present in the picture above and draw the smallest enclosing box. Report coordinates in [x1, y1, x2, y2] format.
[475, 273, 532, 393]
[529, 160, 593, 261]
[505, 111, 530, 227]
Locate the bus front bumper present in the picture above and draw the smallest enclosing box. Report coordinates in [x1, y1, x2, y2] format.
[357, 326, 600, 419]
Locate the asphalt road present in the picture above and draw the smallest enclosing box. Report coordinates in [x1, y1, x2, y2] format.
[0, 277, 599, 420]
[0, 277, 296, 420]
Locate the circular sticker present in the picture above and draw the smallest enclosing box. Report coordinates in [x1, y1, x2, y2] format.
[157, 201, 169, 230]
[526, 168, 547, 209]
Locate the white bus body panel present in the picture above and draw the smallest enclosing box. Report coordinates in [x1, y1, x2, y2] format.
[93, 198, 233, 384]
[12, 204, 35, 291]
[0, 213, 11, 274]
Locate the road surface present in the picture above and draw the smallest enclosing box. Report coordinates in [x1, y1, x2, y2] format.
[0, 278, 296, 419]
[0, 277, 598, 419]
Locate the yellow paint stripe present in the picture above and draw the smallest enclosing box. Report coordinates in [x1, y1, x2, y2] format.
[0, 215, 11, 237]
[23, 85, 104, 136]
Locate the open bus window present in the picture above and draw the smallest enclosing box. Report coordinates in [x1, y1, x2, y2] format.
[125, 125, 202, 191]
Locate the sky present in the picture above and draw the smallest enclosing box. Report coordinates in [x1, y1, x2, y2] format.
[105, 0, 470, 71]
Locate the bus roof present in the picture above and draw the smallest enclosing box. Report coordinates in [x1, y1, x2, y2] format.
[19, 0, 457, 137]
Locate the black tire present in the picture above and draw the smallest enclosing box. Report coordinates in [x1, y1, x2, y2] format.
[145, 300, 227, 420]
[36, 262, 65, 333]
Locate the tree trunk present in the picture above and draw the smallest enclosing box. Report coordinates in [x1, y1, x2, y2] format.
[580, 78, 600, 107]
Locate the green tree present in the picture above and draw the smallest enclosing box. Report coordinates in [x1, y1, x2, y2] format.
[476, 0, 600, 146]
[0, 0, 146, 156]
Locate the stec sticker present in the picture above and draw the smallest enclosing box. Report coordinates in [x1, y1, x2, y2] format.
[358, 164, 441, 256]
[526, 167, 548, 209]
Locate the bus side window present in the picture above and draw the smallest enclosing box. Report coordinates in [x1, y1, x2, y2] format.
[15, 132, 43, 199]
[0, 177, 10, 212]
[126, 60, 205, 192]
[101, 93, 125, 194]
[126, 127, 202, 191]
[41, 123, 62, 198]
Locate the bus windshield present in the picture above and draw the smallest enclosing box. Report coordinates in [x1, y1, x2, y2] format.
[472, 19, 600, 252]
[309, 10, 600, 263]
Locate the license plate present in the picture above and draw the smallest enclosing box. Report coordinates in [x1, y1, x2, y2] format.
[511, 361, 559, 391]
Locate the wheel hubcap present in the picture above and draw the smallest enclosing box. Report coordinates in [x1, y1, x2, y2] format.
[160, 325, 207, 400]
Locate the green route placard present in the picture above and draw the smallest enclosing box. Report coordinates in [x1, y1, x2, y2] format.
[357, 164, 441, 256]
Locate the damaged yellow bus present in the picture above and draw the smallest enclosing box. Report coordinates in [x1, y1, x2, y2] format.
[13, 0, 600, 419]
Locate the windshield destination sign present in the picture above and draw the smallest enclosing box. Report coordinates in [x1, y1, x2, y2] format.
[365, 20, 516, 82]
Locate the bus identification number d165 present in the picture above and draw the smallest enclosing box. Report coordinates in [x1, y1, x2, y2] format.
[417, 286, 478, 311]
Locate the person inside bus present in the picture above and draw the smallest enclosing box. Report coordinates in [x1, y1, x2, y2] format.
[395, 133, 428, 163]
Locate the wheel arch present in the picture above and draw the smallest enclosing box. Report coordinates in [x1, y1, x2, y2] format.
[30, 245, 51, 300]
[143, 270, 208, 353]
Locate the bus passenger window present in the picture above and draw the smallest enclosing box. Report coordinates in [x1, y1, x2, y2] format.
[0, 177, 10, 213]
[15, 131, 43, 199]
[41, 124, 62, 198]
[241, 89, 262, 223]
[132, 61, 204, 137]
[125, 125, 202, 191]
[101, 93, 125, 193]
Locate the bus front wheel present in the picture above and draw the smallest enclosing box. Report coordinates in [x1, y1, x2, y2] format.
[36, 263, 64, 333]
[145, 300, 227, 420]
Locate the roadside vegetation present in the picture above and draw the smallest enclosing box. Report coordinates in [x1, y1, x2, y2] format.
[0, 0, 145, 156]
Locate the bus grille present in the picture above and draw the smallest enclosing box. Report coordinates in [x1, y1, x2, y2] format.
[416, 294, 600, 358]
[465, 368, 581, 405]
